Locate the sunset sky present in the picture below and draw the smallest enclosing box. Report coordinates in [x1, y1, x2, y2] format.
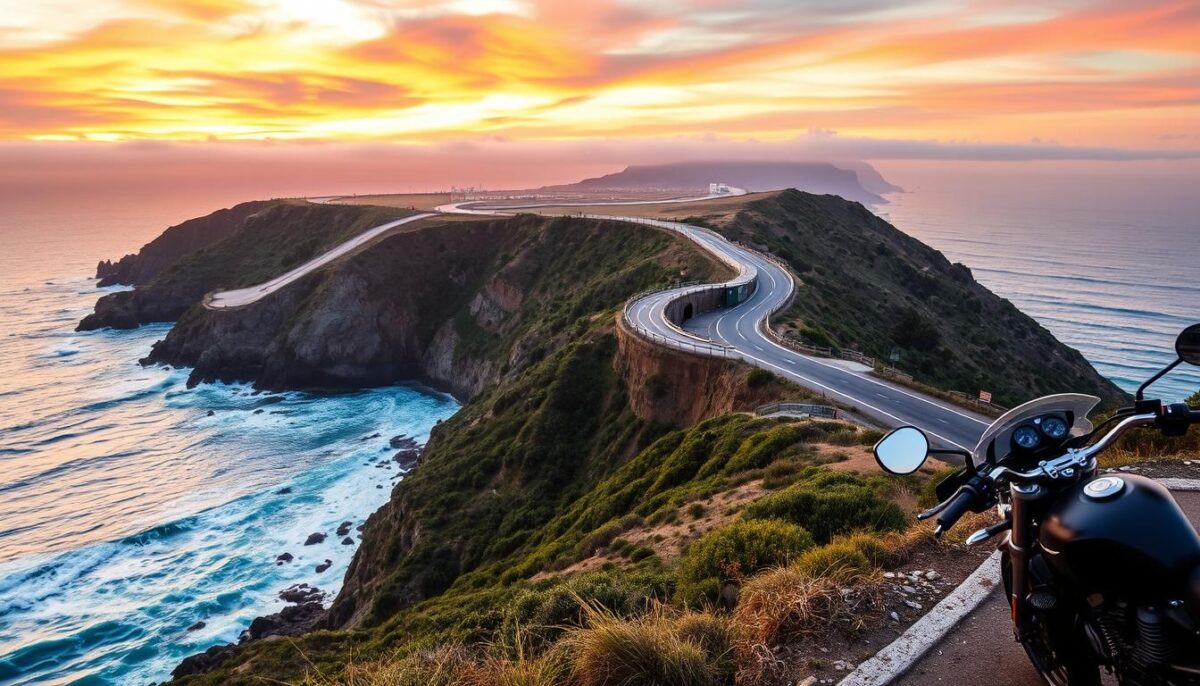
[2, 0, 1199, 195]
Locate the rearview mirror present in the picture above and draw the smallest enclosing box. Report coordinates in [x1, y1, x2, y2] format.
[1176, 324, 1200, 366]
[873, 426, 930, 475]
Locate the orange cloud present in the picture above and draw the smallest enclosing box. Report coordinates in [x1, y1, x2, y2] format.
[0, 0, 1196, 147]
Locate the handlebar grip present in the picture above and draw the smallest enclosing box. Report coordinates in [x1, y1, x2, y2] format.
[934, 487, 978, 537]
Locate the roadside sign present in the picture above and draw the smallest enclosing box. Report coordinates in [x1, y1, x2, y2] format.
[979, 390, 992, 403]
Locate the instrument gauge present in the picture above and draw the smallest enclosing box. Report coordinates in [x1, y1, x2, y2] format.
[1013, 425, 1041, 450]
[1041, 416, 1069, 440]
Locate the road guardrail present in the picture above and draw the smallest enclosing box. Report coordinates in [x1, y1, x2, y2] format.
[755, 402, 842, 420]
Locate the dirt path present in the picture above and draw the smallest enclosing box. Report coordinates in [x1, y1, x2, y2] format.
[894, 490, 1200, 685]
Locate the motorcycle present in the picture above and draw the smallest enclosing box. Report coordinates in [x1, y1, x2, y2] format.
[873, 323, 1200, 685]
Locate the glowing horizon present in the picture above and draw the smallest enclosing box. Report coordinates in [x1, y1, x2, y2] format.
[1, 0, 1198, 151]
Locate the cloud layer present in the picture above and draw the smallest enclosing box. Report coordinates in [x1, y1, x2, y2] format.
[1, 0, 1198, 151]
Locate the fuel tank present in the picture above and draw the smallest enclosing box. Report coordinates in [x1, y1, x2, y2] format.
[1039, 474, 1200, 600]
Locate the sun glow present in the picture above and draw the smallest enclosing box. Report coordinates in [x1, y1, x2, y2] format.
[0, 0, 1197, 148]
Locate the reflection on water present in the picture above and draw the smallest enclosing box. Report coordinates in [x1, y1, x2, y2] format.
[0, 197, 459, 684]
[878, 162, 1200, 402]
[0, 166, 1196, 683]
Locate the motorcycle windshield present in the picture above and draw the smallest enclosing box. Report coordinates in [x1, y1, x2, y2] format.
[971, 393, 1100, 467]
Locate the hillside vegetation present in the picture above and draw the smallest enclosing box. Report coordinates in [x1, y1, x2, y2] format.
[707, 190, 1127, 408]
[115, 190, 1141, 684]
[79, 202, 417, 330]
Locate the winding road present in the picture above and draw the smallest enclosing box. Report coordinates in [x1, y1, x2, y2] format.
[435, 195, 991, 450]
[207, 190, 992, 450]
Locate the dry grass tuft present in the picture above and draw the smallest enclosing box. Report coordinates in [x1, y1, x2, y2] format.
[319, 644, 474, 686]
[732, 567, 885, 648]
[566, 600, 732, 686]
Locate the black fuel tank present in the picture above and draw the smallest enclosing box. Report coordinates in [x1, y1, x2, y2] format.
[1039, 474, 1200, 597]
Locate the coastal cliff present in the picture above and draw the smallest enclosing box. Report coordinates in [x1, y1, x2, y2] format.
[122, 191, 1131, 684]
[95, 200, 275, 287]
[78, 202, 415, 331]
[139, 213, 724, 398]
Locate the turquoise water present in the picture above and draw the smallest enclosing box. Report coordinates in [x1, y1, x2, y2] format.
[0, 196, 459, 685]
[0, 166, 1196, 684]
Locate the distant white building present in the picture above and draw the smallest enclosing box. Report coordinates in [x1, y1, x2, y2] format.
[708, 182, 731, 195]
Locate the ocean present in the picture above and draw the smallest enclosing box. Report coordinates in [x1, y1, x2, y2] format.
[0, 192, 460, 685]
[876, 161, 1199, 403]
[0, 163, 1197, 684]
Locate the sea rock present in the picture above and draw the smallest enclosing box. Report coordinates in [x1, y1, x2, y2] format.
[279, 583, 325, 604]
[392, 448, 423, 470]
[304, 533, 326, 546]
[171, 644, 238, 678]
[245, 602, 326, 641]
[336, 521, 353, 536]
[206, 410, 215, 416]
[275, 552, 293, 565]
[389, 435, 419, 450]
[341, 537, 355, 545]
[187, 621, 206, 632]
[315, 559, 332, 573]
[276, 487, 292, 495]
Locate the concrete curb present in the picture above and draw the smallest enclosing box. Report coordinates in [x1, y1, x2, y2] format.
[837, 550, 1002, 686]
[1155, 477, 1200, 491]
[837, 476, 1200, 686]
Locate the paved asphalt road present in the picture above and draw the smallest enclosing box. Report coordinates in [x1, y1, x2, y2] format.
[211, 192, 993, 449]
[206, 212, 433, 309]
[896, 490, 1200, 686]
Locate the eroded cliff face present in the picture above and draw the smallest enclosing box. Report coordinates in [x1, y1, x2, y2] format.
[144, 217, 519, 397]
[614, 316, 799, 427]
[142, 213, 717, 402]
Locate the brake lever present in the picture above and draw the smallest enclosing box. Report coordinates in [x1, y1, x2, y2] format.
[965, 519, 1012, 545]
[917, 499, 952, 521]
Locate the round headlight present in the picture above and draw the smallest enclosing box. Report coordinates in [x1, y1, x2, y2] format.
[1013, 425, 1041, 450]
[1041, 416, 1069, 440]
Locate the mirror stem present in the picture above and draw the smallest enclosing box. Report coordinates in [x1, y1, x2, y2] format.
[1135, 358, 1181, 401]
[928, 447, 974, 469]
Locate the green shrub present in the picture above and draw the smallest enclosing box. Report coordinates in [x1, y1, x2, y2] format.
[761, 459, 801, 490]
[917, 466, 959, 509]
[742, 471, 907, 543]
[794, 543, 873, 581]
[629, 546, 656, 562]
[835, 531, 893, 568]
[746, 368, 774, 388]
[676, 520, 815, 605]
[501, 570, 672, 647]
[686, 503, 706, 519]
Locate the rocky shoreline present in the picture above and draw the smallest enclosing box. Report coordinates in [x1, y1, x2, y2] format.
[169, 434, 425, 680]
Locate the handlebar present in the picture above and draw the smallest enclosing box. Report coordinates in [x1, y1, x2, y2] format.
[927, 402, 1196, 538]
[934, 486, 979, 538]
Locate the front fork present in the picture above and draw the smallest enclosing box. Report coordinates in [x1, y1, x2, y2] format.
[1007, 481, 1046, 642]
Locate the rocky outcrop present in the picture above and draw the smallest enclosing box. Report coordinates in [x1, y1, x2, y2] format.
[140, 216, 518, 396]
[79, 202, 413, 332]
[96, 200, 274, 287]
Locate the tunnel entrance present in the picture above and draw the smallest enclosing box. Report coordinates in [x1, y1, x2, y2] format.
[682, 303, 694, 321]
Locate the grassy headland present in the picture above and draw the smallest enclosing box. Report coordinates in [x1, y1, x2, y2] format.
[83, 190, 1141, 684]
